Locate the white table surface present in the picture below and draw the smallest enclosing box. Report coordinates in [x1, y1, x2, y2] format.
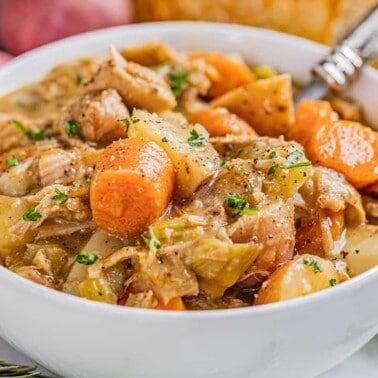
[1, 335, 377, 377]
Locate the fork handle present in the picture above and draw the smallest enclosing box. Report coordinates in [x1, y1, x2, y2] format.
[311, 5, 378, 92]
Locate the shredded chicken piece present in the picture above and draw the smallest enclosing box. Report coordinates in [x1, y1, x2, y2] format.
[125, 290, 158, 309]
[9, 185, 91, 240]
[60, 89, 129, 142]
[300, 166, 365, 225]
[38, 57, 103, 101]
[11, 266, 55, 288]
[0, 113, 40, 153]
[229, 198, 295, 287]
[38, 143, 102, 186]
[87, 46, 176, 112]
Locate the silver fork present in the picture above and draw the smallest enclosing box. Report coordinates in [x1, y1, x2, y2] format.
[295, 5, 378, 105]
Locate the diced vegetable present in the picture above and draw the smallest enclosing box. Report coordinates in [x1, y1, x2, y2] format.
[149, 214, 207, 244]
[157, 296, 186, 311]
[186, 237, 262, 298]
[211, 74, 294, 137]
[234, 138, 312, 198]
[254, 254, 340, 305]
[90, 137, 175, 237]
[341, 225, 378, 277]
[24, 243, 68, 276]
[291, 100, 378, 189]
[128, 109, 220, 198]
[79, 274, 117, 304]
[0, 195, 33, 259]
[189, 52, 256, 98]
[188, 107, 257, 137]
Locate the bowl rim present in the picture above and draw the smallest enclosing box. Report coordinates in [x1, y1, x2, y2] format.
[0, 21, 377, 318]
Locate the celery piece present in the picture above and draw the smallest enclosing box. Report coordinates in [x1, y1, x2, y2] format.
[188, 237, 262, 298]
[79, 274, 117, 304]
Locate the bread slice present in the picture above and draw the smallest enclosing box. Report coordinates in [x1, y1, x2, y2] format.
[135, 0, 377, 45]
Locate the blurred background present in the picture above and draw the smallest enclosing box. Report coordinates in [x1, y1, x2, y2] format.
[0, 0, 377, 66]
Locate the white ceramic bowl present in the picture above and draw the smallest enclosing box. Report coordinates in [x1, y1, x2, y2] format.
[0, 22, 377, 378]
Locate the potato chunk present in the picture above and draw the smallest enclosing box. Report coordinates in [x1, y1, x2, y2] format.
[254, 254, 339, 305]
[128, 109, 220, 197]
[211, 74, 294, 137]
[342, 225, 378, 277]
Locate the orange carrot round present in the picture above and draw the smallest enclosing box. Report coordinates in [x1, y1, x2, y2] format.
[189, 52, 255, 98]
[288, 100, 334, 147]
[291, 100, 378, 189]
[188, 107, 257, 137]
[90, 137, 175, 237]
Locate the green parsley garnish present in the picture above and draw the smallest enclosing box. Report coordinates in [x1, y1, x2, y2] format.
[268, 164, 280, 175]
[5, 155, 19, 168]
[286, 161, 312, 169]
[142, 226, 162, 250]
[286, 150, 303, 165]
[303, 257, 322, 273]
[227, 193, 257, 217]
[188, 129, 206, 147]
[329, 278, 337, 287]
[119, 118, 130, 134]
[22, 207, 42, 222]
[268, 151, 277, 159]
[268, 149, 311, 175]
[12, 119, 45, 141]
[169, 71, 189, 98]
[76, 252, 98, 265]
[52, 188, 68, 204]
[64, 120, 80, 136]
[75, 72, 83, 85]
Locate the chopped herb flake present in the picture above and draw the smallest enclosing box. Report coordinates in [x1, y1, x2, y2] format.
[286, 161, 312, 169]
[12, 119, 45, 141]
[227, 193, 256, 217]
[303, 257, 322, 273]
[52, 188, 68, 204]
[268, 164, 280, 175]
[6, 155, 19, 168]
[286, 150, 303, 165]
[169, 71, 189, 98]
[142, 226, 162, 250]
[64, 120, 80, 136]
[22, 207, 42, 222]
[329, 278, 337, 287]
[76, 252, 98, 265]
[119, 118, 130, 134]
[268, 151, 277, 159]
[76, 73, 83, 85]
[188, 129, 206, 147]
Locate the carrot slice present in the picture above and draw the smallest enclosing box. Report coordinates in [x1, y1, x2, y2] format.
[291, 100, 378, 189]
[188, 107, 257, 137]
[90, 137, 175, 237]
[157, 296, 186, 311]
[287, 100, 334, 147]
[189, 52, 255, 98]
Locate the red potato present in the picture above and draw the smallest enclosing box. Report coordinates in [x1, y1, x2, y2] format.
[0, 51, 12, 66]
[0, 0, 134, 55]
